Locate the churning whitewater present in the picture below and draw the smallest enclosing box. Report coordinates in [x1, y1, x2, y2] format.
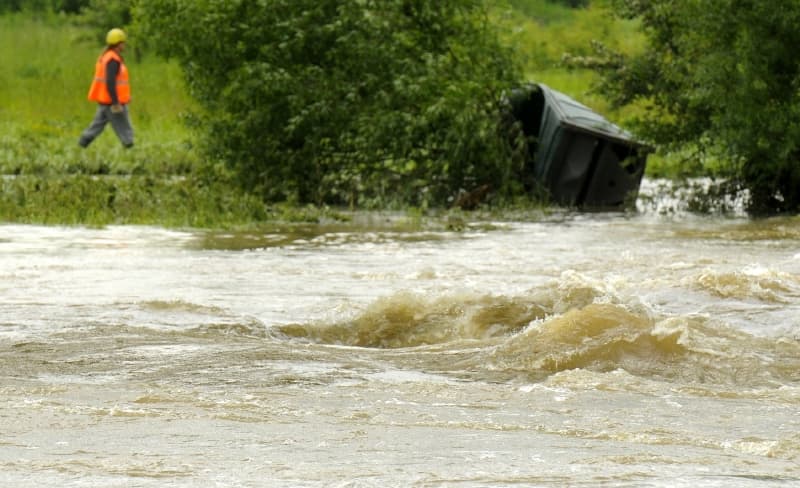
[1, 188, 799, 487]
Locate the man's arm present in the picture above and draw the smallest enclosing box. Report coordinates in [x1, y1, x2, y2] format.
[105, 59, 120, 107]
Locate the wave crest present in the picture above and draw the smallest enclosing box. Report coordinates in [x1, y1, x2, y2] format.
[692, 268, 800, 303]
[278, 291, 547, 348]
[275, 272, 800, 387]
[488, 303, 686, 379]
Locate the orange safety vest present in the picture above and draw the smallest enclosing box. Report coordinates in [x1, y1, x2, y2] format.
[86, 49, 130, 105]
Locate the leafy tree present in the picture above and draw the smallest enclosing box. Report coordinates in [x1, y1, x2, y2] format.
[509, 0, 588, 12]
[56, 0, 88, 13]
[0, 0, 89, 13]
[0, 0, 43, 12]
[134, 0, 524, 208]
[552, 0, 588, 7]
[584, 0, 800, 214]
[78, 0, 132, 42]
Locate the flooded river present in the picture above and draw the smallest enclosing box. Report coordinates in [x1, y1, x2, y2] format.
[2, 185, 800, 487]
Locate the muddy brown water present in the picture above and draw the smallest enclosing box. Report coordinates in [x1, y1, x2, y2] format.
[2, 183, 799, 487]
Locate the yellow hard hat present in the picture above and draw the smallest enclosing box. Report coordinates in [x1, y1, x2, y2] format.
[106, 28, 127, 46]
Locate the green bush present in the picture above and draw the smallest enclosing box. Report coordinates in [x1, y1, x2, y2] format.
[588, 0, 800, 214]
[0, 0, 87, 14]
[135, 0, 526, 208]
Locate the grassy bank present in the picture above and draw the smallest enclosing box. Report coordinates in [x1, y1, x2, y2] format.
[0, 4, 658, 228]
[0, 13, 197, 175]
[0, 13, 274, 227]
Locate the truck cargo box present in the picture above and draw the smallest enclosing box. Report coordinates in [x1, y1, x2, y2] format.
[508, 83, 650, 209]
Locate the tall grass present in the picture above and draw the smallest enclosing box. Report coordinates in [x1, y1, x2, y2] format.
[0, 13, 278, 227]
[0, 12, 197, 174]
[499, 1, 644, 117]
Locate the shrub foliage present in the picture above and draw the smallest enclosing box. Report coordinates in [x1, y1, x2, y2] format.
[586, 0, 800, 214]
[134, 0, 524, 208]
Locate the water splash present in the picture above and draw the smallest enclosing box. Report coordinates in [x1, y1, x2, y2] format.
[637, 178, 749, 216]
[276, 273, 800, 388]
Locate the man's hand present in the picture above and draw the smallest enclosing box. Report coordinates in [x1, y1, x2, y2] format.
[110, 104, 123, 114]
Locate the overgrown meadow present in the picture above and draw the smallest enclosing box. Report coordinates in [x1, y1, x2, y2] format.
[0, 3, 653, 228]
[0, 13, 275, 227]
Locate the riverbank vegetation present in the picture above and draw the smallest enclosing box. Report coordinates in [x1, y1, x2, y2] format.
[578, 0, 800, 214]
[2, 0, 795, 227]
[135, 0, 533, 210]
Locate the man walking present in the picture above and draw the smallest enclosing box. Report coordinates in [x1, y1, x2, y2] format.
[78, 28, 134, 148]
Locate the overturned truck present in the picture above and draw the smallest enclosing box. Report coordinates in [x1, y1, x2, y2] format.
[507, 83, 650, 209]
